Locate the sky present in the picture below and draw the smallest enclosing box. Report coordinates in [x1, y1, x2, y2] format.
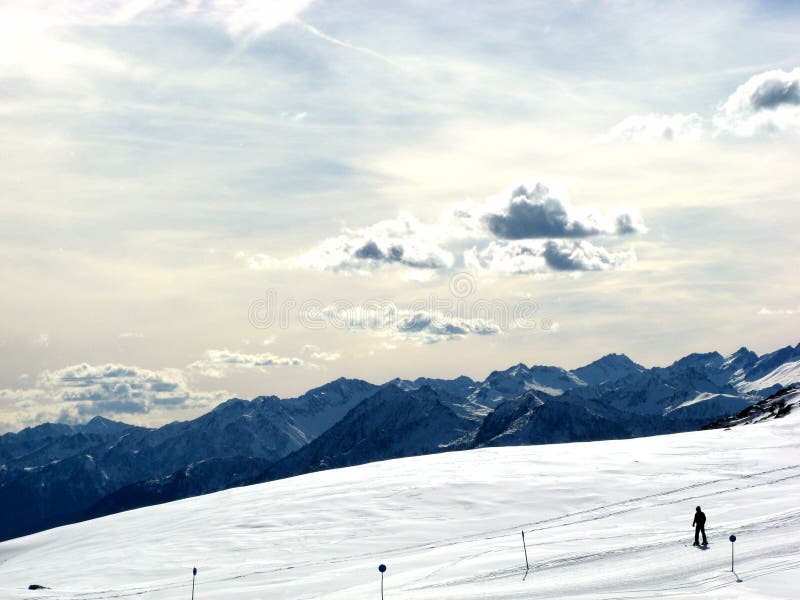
[1, 0, 799, 432]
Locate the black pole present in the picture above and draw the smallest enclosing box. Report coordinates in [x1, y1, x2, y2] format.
[378, 564, 386, 600]
[521, 531, 529, 571]
[192, 567, 197, 600]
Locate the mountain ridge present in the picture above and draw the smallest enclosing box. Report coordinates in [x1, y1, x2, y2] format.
[1, 341, 798, 542]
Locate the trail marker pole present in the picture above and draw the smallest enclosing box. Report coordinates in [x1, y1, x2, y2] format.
[521, 531, 529, 571]
[729, 535, 736, 572]
[378, 564, 386, 600]
[192, 567, 197, 600]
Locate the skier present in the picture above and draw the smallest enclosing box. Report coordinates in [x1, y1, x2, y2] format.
[692, 505, 708, 546]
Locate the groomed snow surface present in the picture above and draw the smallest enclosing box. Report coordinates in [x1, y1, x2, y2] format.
[2, 415, 800, 599]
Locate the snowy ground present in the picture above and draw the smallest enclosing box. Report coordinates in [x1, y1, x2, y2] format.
[1, 414, 799, 599]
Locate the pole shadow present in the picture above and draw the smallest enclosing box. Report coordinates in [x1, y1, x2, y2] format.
[732, 570, 743, 583]
[522, 567, 530, 582]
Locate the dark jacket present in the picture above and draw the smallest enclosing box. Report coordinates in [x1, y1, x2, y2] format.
[693, 511, 706, 527]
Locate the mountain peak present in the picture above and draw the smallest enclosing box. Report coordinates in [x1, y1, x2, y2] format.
[213, 397, 250, 412]
[670, 351, 724, 370]
[572, 353, 645, 386]
[722, 346, 758, 370]
[79, 416, 133, 434]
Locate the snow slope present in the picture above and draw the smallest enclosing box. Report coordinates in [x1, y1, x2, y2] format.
[1, 416, 799, 598]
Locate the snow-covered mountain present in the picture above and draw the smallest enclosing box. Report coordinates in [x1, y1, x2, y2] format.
[704, 384, 800, 428]
[0, 396, 317, 540]
[261, 385, 474, 482]
[280, 377, 380, 439]
[457, 363, 582, 418]
[471, 391, 630, 447]
[2, 341, 799, 543]
[0, 416, 140, 469]
[570, 352, 646, 386]
[2, 405, 799, 599]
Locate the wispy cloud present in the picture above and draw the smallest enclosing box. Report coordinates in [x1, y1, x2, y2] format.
[314, 304, 501, 345]
[118, 332, 145, 339]
[188, 348, 306, 378]
[31, 333, 50, 348]
[301, 344, 341, 361]
[599, 113, 705, 143]
[296, 20, 397, 67]
[758, 305, 800, 316]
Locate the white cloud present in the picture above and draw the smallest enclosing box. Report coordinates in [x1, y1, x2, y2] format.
[301, 344, 341, 361]
[188, 348, 305, 378]
[758, 305, 800, 316]
[0, 362, 228, 432]
[315, 304, 500, 345]
[600, 113, 705, 143]
[393, 311, 500, 344]
[236, 251, 273, 270]
[714, 67, 800, 137]
[292, 182, 644, 276]
[297, 212, 456, 273]
[199, 1, 316, 38]
[295, 19, 397, 67]
[605, 68, 800, 141]
[31, 333, 50, 348]
[0, 0, 316, 85]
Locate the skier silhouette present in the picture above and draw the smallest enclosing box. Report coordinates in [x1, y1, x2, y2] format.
[692, 506, 707, 546]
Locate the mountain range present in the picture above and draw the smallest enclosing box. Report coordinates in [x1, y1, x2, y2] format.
[1, 341, 799, 541]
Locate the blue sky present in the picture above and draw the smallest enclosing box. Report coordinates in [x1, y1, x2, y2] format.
[1, 0, 799, 431]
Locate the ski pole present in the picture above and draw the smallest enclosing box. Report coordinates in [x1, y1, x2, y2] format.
[729, 535, 736, 572]
[192, 567, 197, 600]
[378, 564, 386, 599]
[521, 531, 529, 571]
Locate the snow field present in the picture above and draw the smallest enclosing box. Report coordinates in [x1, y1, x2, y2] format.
[1, 413, 799, 599]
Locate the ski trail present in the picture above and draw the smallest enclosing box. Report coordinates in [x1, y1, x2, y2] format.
[45, 467, 800, 600]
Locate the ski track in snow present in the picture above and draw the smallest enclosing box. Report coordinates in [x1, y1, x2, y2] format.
[3, 417, 800, 599]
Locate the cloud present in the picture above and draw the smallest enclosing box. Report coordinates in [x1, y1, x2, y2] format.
[602, 68, 800, 140]
[58, 1, 316, 37]
[31, 333, 50, 348]
[393, 311, 500, 344]
[482, 183, 645, 239]
[465, 239, 635, 275]
[714, 68, 800, 136]
[296, 19, 396, 67]
[289, 182, 645, 276]
[301, 344, 341, 361]
[0, 1, 317, 86]
[542, 240, 635, 271]
[298, 213, 455, 272]
[758, 305, 800, 316]
[0, 363, 229, 431]
[599, 113, 705, 143]
[201, 1, 316, 38]
[118, 332, 145, 339]
[314, 303, 500, 345]
[188, 348, 305, 378]
[236, 251, 273, 270]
